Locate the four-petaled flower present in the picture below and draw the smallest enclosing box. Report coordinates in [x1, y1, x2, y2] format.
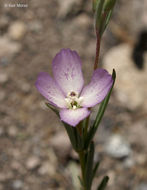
[35, 49, 113, 127]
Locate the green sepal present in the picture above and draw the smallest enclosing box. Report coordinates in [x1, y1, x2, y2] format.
[45, 103, 59, 116]
[84, 142, 95, 190]
[63, 123, 84, 152]
[84, 69, 116, 149]
[63, 123, 78, 150]
[97, 176, 109, 190]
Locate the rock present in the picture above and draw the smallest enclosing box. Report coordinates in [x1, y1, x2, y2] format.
[20, 82, 31, 93]
[11, 161, 22, 171]
[0, 172, 13, 182]
[7, 126, 18, 137]
[75, 14, 91, 28]
[0, 91, 5, 101]
[0, 16, 9, 29]
[0, 127, 4, 136]
[28, 21, 42, 33]
[0, 37, 21, 59]
[103, 44, 147, 110]
[67, 162, 80, 189]
[12, 180, 23, 189]
[123, 157, 135, 168]
[135, 183, 147, 190]
[135, 154, 146, 165]
[128, 120, 147, 149]
[8, 21, 26, 40]
[26, 156, 40, 170]
[105, 134, 131, 159]
[57, 0, 80, 18]
[106, 171, 116, 186]
[38, 161, 56, 176]
[49, 131, 71, 158]
[0, 73, 9, 84]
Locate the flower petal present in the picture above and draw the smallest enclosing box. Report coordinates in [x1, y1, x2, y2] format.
[60, 108, 90, 127]
[52, 49, 84, 95]
[80, 69, 113, 107]
[35, 72, 66, 108]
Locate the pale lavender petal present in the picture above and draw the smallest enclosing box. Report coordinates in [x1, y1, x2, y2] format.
[80, 69, 113, 107]
[60, 108, 90, 127]
[52, 49, 84, 95]
[35, 72, 66, 108]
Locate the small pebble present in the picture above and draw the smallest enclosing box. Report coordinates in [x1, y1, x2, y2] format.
[123, 157, 135, 168]
[12, 180, 23, 189]
[0, 37, 21, 58]
[105, 134, 131, 159]
[8, 126, 18, 137]
[8, 21, 26, 40]
[0, 73, 8, 84]
[38, 162, 56, 176]
[26, 156, 40, 170]
[0, 91, 5, 102]
[49, 131, 71, 158]
[135, 183, 147, 190]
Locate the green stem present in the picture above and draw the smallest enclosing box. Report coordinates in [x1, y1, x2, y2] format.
[78, 150, 87, 190]
[77, 123, 87, 189]
[83, 116, 90, 140]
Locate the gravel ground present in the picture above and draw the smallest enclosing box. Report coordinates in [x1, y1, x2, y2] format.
[0, 0, 147, 190]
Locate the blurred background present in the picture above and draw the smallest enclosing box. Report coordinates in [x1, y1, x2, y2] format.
[0, 0, 147, 190]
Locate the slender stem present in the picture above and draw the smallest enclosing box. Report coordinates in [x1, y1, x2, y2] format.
[94, 31, 101, 70]
[77, 123, 87, 189]
[78, 150, 87, 190]
[77, 122, 82, 136]
[78, 29, 101, 190]
[83, 116, 90, 140]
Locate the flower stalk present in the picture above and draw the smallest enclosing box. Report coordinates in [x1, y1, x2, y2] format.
[35, 0, 117, 189]
[94, 31, 101, 70]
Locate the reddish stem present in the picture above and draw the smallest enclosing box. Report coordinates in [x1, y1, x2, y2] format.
[94, 31, 101, 70]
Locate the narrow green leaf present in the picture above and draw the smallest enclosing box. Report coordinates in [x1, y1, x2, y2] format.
[101, 10, 112, 34]
[84, 69, 116, 149]
[100, 0, 117, 34]
[84, 142, 95, 190]
[104, 0, 116, 11]
[93, 0, 97, 12]
[95, 0, 105, 32]
[92, 161, 100, 180]
[95, 0, 117, 36]
[93, 0, 101, 12]
[97, 176, 109, 190]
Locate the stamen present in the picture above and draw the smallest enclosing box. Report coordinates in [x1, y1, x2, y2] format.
[70, 91, 76, 96]
[65, 91, 83, 109]
[73, 105, 77, 110]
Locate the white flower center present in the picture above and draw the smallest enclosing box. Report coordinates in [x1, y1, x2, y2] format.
[65, 91, 83, 110]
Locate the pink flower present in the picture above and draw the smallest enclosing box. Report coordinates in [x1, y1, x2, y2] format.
[35, 49, 113, 127]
